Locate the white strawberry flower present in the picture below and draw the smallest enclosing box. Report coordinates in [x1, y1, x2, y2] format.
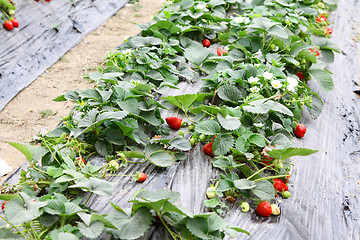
[233, 16, 250, 24]
[248, 76, 259, 84]
[121, 49, 132, 54]
[256, 49, 263, 56]
[287, 85, 296, 92]
[263, 72, 273, 80]
[287, 77, 298, 87]
[271, 80, 282, 89]
[286, 77, 298, 92]
[250, 86, 260, 93]
[195, 3, 208, 11]
[224, 46, 230, 51]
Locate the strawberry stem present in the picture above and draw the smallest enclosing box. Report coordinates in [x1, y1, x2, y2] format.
[253, 174, 290, 182]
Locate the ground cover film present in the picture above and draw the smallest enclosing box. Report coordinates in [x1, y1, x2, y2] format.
[1, 0, 360, 239]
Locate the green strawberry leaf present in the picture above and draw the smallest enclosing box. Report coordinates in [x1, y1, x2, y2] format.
[95, 139, 113, 157]
[186, 214, 227, 239]
[149, 150, 175, 167]
[0, 228, 24, 239]
[252, 180, 275, 200]
[105, 207, 153, 239]
[170, 137, 191, 151]
[184, 42, 211, 66]
[78, 221, 104, 239]
[217, 85, 243, 102]
[195, 120, 221, 135]
[217, 113, 241, 130]
[307, 94, 323, 119]
[248, 134, 266, 147]
[309, 69, 334, 92]
[213, 134, 234, 156]
[267, 147, 318, 161]
[233, 179, 256, 190]
[163, 94, 198, 113]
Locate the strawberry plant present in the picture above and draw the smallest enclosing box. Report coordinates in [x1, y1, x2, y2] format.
[1, 0, 340, 238]
[1, 0, 16, 30]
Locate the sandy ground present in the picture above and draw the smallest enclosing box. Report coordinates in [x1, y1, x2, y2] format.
[0, 0, 165, 182]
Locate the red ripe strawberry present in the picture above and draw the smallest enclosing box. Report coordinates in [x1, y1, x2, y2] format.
[261, 155, 272, 166]
[325, 27, 333, 36]
[294, 123, 306, 138]
[1, 201, 8, 211]
[203, 142, 214, 157]
[316, 14, 327, 23]
[273, 179, 288, 192]
[166, 116, 183, 130]
[45, 0, 51, 1]
[4, 20, 13, 31]
[310, 48, 320, 56]
[133, 172, 147, 183]
[217, 48, 228, 56]
[256, 201, 272, 217]
[11, 18, 19, 28]
[296, 71, 305, 80]
[202, 39, 211, 48]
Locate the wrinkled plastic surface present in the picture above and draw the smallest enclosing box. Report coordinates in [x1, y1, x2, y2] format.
[4, 0, 360, 239]
[0, 0, 128, 112]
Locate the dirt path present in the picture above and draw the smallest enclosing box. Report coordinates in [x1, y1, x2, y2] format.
[0, 0, 165, 182]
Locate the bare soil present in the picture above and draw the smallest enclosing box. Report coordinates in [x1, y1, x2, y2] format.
[0, 0, 165, 182]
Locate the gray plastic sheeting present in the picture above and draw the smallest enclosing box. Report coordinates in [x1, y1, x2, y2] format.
[4, 0, 360, 239]
[0, 0, 128, 112]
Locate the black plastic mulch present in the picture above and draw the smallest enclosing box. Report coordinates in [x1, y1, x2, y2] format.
[0, 0, 128, 112]
[4, 0, 360, 239]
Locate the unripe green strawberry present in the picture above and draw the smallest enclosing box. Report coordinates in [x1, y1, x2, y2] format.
[271, 204, 280, 215]
[108, 160, 120, 173]
[240, 202, 250, 213]
[188, 125, 195, 132]
[206, 186, 217, 199]
[282, 191, 292, 198]
[190, 138, 196, 146]
[199, 134, 206, 142]
[273, 160, 283, 169]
